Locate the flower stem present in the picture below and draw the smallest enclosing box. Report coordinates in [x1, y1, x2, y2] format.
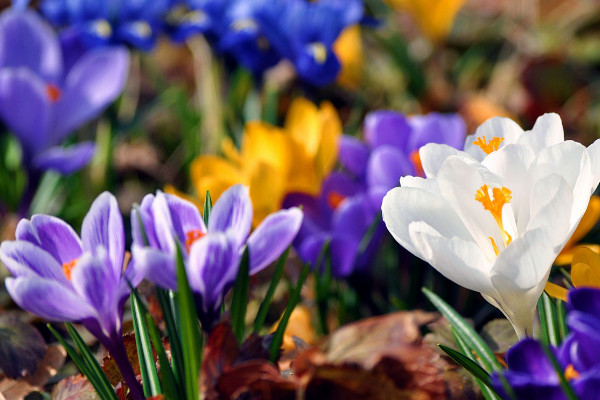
[106, 337, 145, 400]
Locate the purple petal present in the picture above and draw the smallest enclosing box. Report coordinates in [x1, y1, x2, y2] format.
[406, 113, 466, 152]
[208, 185, 252, 247]
[298, 233, 358, 278]
[363, 110, 411, 150]
[5, 276, 94, 321]
[33, 142, 95, 173]
[366, 146, 414, 191]
[53, 46, 129, 142]
[188, 232, 239, 313]
[70, 251, 119, 334]
[338, 136, 369, 177]
[0, 9, 62, 82]
[131, 193, 159, 248]
[506, 338, 558, 378]
[247, 207, 303, 275]
[153, 191, 205, 254]
[566, 312, 600, 371]
[131, 244, 177, 291]
[81, 192, 124, 277]
[0, 68, 52, 156]
[568, 287, 600, 315]
[331, 195, 372, 243]
[283, 193, 329, 243]
[15, 214, 82, 264]
[0, 240, 67, 282]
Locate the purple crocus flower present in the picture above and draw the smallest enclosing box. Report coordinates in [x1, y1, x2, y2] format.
[131, 184, 303, 330]
[491, 288, 600, 399]
[0, 8, 129, 175]
[0, 192, 144, 400]
[286, 110, 465, 277]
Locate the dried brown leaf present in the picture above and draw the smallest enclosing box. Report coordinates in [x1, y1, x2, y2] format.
[51, 374, 100, 400]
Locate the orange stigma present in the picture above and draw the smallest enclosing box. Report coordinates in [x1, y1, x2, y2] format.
[410, 149, 424, 177]
[565, 364, 580, 381]
[46, 84, 61, 102]
[185, 229, 206, 252]
[473, 136, 504, 154]
[327, 191, 346, 210]
[475, 184, 513, 250]
[62, 259, 77, 280]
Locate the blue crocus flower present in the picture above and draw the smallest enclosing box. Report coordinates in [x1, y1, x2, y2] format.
[166, 0, 227, 43]
[40, 0, 171, 50]
[0, 8, 129, 175]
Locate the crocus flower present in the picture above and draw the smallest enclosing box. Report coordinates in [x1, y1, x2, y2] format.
[0, 192, 144, 399]
[40, 0, 171, 50]
[491, 288, 600, 399]
[546, 247, 600, 302]
[131, 185, 302, 330]
[0, 8, 129, 174]
[382, 113, 600, 338]
[176, 97, 341, 225]
[286, 110, 465, 277]
[384, 0, 467, 42]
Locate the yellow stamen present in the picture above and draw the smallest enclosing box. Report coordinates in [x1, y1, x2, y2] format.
[475, 184, 513, 248]
[488, 237, 499, 256]
[131, 21, 152, 38]
[473, 136, 504, 154]
[309, 42, 327, 64]
[409, 149, 424, 177]
[565, 364, 580, 381]
[185, 229, 206, 253]
[93, 19, 112, 38]
[62, 259, 77, 280]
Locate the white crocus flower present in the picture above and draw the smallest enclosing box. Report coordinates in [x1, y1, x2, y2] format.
[381, 113, 600, 338]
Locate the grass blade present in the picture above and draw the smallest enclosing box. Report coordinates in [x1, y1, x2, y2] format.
[203, 190, 212, 226]
[269, 263, 311, 363]
[538, 292, 560, 346]
[130, 292, 161, 396]
[231, 247, 250, 342]
[175, 243, 203, 400]
[253, 247, 290, 333]
[156, 288, 184, 388]
[422, 287, 502, 372]
[145, 313, 181, 400]
[314, 241, 332, 335]
[556, 297, 569, 341]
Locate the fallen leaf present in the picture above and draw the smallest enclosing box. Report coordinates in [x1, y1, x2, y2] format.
[51, 375, 100, 400]
[0, 312, 46, 379]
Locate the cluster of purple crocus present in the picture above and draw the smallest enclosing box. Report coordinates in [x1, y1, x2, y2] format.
[492, 287, 600, 399]
[0, 185, 302, 399]
[285, 110, 466, 277]
[38, 0, 364, 86]
[0, 6, 129, 213]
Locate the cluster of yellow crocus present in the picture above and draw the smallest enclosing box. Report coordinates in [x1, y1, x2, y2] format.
[168, 98, 341, 226]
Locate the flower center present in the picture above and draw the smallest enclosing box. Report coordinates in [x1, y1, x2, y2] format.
[565, 364, 580, 381]
[46, 84, 61, 102]
[327, 191, 346, 210]
[62, 259, 78, 280]
[185, 229, 206, 252]
[475, 184, 512, 255]
[473, 136, 504, 154]
[410, 149, 424, 177]
[308, 42, 327, 64]
[92, 19, 112, 38]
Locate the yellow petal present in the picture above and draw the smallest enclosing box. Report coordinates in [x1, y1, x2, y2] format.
[271, 305, 316, 352]
[221, 137, 243, 166]
[333, 25, 364, 89]
[243, 122, 291, 174]
[190, 155, 246, 203]
[285, 98, 321, 158]
[316, 101, 342, 180]
[564, 196, 600, 249]
[249, 162, 287, 226]
[571, 246, 600, 271]
[385, 0, 467, 41]
[544, 282, 568, 302]
[572, 262, 600, 289]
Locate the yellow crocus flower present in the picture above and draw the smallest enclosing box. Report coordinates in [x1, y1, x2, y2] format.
[546, 247, 600, 302]
[555, 195, 600, 266]
[333, 25, 364, 89]
[169, 97, 342, 226]
[385, 0, 467, 42]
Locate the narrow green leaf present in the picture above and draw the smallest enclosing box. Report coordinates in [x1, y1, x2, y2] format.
[65, 324, 120, 400]
[541, 343, 579, 400]
[231, 247, 250, 343]
[269, 263, 311, 363]
[539, 292, 560, 346]
[48, 324, 118, 400]
[556, 297, 569, 341]
[175, 243, 202, 400]
[422, 288, 502, 372]
[145, 313, 181, 400]
[130, 292, 161, 397]
[203, 190, 212, 226]
[156, 288, 184, 388]
[254, 246, 290, 333]
[439, 344, 492, 386]
[314, 241, 332, 335]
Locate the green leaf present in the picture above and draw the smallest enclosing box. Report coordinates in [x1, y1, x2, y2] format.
[314, 241, 332, 335]
[231, 247, 250, 343]
[269, 263, 311, 363]
[422, 288, 502, 372]
[438, 344, 494, 389]
[144, 313, 181, 400]
[556, 298, 569, 341]
[130, 292, 161, 397]
[253, 246, 290, 333]
[156, 288, 184, 388]
[203, 190, 212, 227]
[175, 243, 203, 400]
[538, 292, 560, 346]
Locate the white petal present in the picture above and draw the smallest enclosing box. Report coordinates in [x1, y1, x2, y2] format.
[518, 113, 564, 153]
[419, 143, 467, 178]
[464, 117, 524, 160]
[399, 175, 440, 194]
[381, 186, 473, 259]
[586, 138, 600, 192]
